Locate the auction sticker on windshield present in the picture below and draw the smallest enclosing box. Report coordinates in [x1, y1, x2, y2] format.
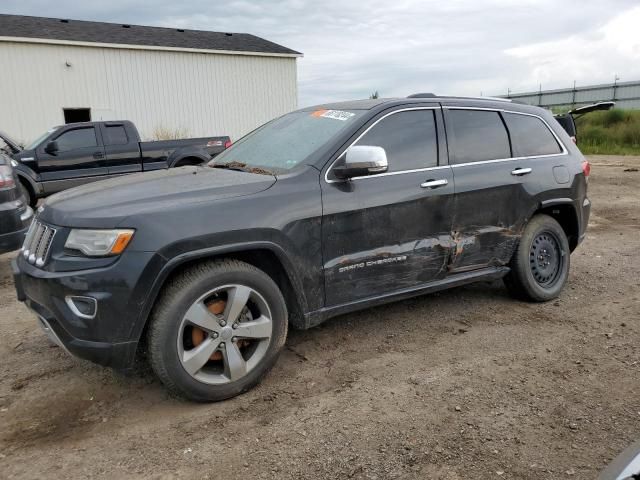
[311, 109, 356, 121]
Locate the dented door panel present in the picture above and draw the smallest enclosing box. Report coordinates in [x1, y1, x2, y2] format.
[321, 168, 455, 306]
[449, 161, 527, 271]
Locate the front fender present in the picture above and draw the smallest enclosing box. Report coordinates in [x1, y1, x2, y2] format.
[14, 166, 43, 195]
[130, 240, 310, 343]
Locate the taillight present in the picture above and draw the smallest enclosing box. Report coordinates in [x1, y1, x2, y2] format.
[0, 165, 16, 190]
[582, 160, 591, 178]
[224, 140, 233, 149]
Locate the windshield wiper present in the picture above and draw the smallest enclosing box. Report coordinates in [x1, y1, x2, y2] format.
[210, 161, 275, 176]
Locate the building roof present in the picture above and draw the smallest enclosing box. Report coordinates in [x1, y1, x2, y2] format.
[0, 14, 302, 57]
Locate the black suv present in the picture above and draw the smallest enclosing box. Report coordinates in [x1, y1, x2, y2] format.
[12, 96, 591, 401]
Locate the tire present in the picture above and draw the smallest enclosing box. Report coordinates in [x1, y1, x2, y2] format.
[147, 259, 288, 402]
[504, 214, 570, 302]
[18, 180, 35, 208]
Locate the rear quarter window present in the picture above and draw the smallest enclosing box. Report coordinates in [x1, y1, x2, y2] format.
[448, 109, 510, 164]
[504, 113, 562, 157]
[104, 125, 129, 146]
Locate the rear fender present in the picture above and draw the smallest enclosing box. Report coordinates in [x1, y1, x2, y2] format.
[168, 148, 209, 167]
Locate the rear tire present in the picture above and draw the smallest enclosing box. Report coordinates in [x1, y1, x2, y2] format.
[504, 214, 570, 302]
[147, 259, 288, 402]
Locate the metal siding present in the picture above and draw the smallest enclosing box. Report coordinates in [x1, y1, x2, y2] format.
[506, 80, 640, 110]
[0, 41, 297, 144]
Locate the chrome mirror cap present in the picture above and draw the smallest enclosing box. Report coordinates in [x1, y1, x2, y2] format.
[345, 145, 388, 172]
[333, 145, 389, 179]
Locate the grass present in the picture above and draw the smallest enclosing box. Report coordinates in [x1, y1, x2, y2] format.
[151, 125, 191, 140]
[574, 109, 640, 155]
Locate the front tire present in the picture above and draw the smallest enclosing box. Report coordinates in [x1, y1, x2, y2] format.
[147, 259, 288, 402]
[504, 214, 570, 302]
[18, 180, 35, 208]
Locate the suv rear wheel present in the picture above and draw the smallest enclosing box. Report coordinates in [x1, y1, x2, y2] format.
[504, 214, 570, 302]
[147, 259, 288, 401]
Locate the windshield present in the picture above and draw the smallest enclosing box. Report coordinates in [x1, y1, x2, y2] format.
[27, 128, 59, 150]
[211, 109, 365, 173]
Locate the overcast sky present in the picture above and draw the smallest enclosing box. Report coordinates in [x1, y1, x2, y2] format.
[3, 0, 640, 106]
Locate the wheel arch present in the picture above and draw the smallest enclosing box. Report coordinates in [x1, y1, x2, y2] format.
[535, 198, 580, 251]
[133, 242, 308, 355]
[15, 171, 39, 205]
[172, 155, 208, 167]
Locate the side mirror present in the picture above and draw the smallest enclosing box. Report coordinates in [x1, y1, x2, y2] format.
[45, 140, 59, 155]
[333, 145, 388, 179]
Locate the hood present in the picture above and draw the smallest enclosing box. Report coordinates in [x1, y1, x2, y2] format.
[0, 131, 22, 154]
[13, 149, 37, 163]
[39, 166, 276, 227]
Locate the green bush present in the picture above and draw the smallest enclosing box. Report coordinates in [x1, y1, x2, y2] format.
[602, 109, 625, 127]
[575, 109, 640, 155]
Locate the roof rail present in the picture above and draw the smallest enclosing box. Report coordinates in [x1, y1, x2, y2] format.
[407, 93, 436, 98]
[407, 93, 513, 102]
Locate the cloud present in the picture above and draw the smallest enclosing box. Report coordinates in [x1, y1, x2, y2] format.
[505, 5, 640, 92]
[2, 0, 639, 106]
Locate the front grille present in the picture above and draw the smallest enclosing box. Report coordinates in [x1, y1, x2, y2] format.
[22, 220, 57, 267]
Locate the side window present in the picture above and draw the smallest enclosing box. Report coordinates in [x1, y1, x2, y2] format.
[354, 109, 438, 172]
[104, 126, 128, 146]
[55, 128, 98, 152]
[448, 110, 510, 164]
[503, 113, 562, 157]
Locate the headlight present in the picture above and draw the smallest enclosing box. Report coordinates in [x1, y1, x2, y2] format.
[65, 229, 135, 256]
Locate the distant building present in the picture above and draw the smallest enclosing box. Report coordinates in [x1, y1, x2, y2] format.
[503, 80, 640, 110]
[0, 14, 301, 143]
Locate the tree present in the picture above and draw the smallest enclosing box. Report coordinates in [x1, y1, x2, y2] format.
[369, 91, 379, 99]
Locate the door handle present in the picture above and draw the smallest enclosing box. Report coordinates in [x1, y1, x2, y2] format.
[420, 179, 448, 189]
[511, 167, 532, 176]
[93, 151, 104, 159]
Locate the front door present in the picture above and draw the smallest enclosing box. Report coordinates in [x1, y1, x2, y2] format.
[321, 107, 455, 306]
[37, 125, 107, 194]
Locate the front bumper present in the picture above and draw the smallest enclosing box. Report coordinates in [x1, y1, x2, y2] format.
[12, 249, 160, 370]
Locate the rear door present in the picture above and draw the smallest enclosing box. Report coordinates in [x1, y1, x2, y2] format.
[36, 125, 107, 193]
[101, 123, 142, 175]
[444, 106, 566, 272]
[321, 106, 455, 306]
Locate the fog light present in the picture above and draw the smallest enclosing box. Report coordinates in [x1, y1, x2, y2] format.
[65, 296, 97, 319]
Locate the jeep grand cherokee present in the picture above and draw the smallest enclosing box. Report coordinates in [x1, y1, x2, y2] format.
[12, 95, 591, 401]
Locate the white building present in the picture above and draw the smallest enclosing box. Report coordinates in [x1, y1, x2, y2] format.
[0, 14, 301, 144]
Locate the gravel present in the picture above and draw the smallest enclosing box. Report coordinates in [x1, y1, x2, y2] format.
[0, 154, 639, 479]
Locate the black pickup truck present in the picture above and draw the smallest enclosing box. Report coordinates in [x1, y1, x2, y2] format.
[2, 121, 230, 206]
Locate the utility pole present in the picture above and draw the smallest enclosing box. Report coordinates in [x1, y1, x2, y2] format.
[538, 83, 542, 106]
[571, 80, 577, 108]
[613, 74, 620, 101]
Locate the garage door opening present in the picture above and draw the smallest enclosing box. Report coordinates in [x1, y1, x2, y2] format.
[63, 108, 91, 124]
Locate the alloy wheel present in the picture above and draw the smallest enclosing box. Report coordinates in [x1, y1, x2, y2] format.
[177, 284, 273, 385]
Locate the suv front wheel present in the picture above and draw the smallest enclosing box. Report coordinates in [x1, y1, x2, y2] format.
[147, 259, 288, 402]
[504, 214, 570, 302]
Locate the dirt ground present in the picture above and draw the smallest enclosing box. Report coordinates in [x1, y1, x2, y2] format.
[0, 155, 639, 479]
